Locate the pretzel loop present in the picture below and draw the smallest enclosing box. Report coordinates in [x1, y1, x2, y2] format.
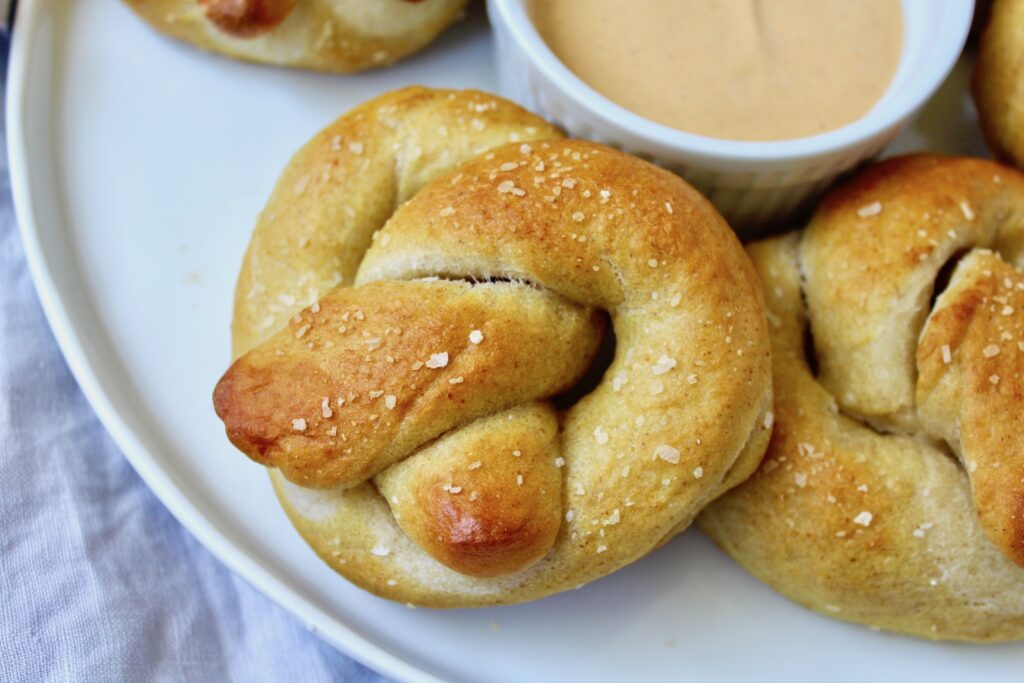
[701, 155, 1024, 641]
[214, 88, 772, 605]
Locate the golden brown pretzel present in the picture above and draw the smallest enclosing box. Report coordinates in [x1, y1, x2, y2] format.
[125, 0, 468, 72]
[700, 154, 1024, 641]
[973, 0, 1024, 167]
[212, 87, 774, 606]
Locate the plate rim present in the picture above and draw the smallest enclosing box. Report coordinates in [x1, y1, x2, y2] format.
[5, 2, 444, 681]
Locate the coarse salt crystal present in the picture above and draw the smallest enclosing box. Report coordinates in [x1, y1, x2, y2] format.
[857, 201, 882, 218]
[652, 355, 677, 375]
[853, 511, 873, 527]
[655, 444, 680, 464]
[426, 352, 449, 369]
[291, 418, 307, 431]
[960, 200, 975, 221]
[612, 371, 627, 392]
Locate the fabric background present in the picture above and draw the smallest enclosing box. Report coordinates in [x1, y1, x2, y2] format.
[0, 31, 390, 683]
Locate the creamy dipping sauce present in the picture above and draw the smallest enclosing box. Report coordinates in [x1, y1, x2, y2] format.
[530, 0, 904, 141]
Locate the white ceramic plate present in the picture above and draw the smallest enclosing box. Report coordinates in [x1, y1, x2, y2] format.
[9, 1, 1022, 681]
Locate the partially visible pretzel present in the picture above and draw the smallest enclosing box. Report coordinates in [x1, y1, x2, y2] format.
[125, 0, 467, 72]
[700, 155, 1024, 641]
[973, 0, 1024, 168]
[213, 87, 773, 606]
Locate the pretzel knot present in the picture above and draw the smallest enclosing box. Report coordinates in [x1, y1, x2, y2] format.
[213, 88, 772, 606]
[701, 155, 1024, 641]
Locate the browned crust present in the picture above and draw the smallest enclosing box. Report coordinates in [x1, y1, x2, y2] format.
[377, 405, 563, 578]
[973, 0, 1024, 167]
[920, 251, 1024, 567]
[214, 280, 603, 489]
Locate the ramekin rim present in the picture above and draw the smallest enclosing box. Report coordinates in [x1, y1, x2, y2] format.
[489, 0, 975, 164]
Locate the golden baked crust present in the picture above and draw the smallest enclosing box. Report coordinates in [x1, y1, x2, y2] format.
[376, 404, 564, 578]
[973, 0, 1024, 167]
[124, 0, 468, 73]
[214, 280, 604, 488]
[699, 154, 1024, 641]
[213, 87, 773, 605]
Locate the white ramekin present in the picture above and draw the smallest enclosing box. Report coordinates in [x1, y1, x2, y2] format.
[487, 0, 974, 234]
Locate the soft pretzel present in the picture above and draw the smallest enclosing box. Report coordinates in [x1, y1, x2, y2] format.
[212, 87, 774, 606]
[699, 154, 1024, 641]
[124, 0, 468, 73]
[973, 0, 1024, 167]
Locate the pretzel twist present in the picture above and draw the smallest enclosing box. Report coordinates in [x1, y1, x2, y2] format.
[213, 88, 773, 606]
[125, 0, 468, 72]
[700, 155, 1024, 641]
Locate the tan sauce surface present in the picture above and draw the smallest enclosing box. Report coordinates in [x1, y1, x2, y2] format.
[530, 0, 903, 141]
